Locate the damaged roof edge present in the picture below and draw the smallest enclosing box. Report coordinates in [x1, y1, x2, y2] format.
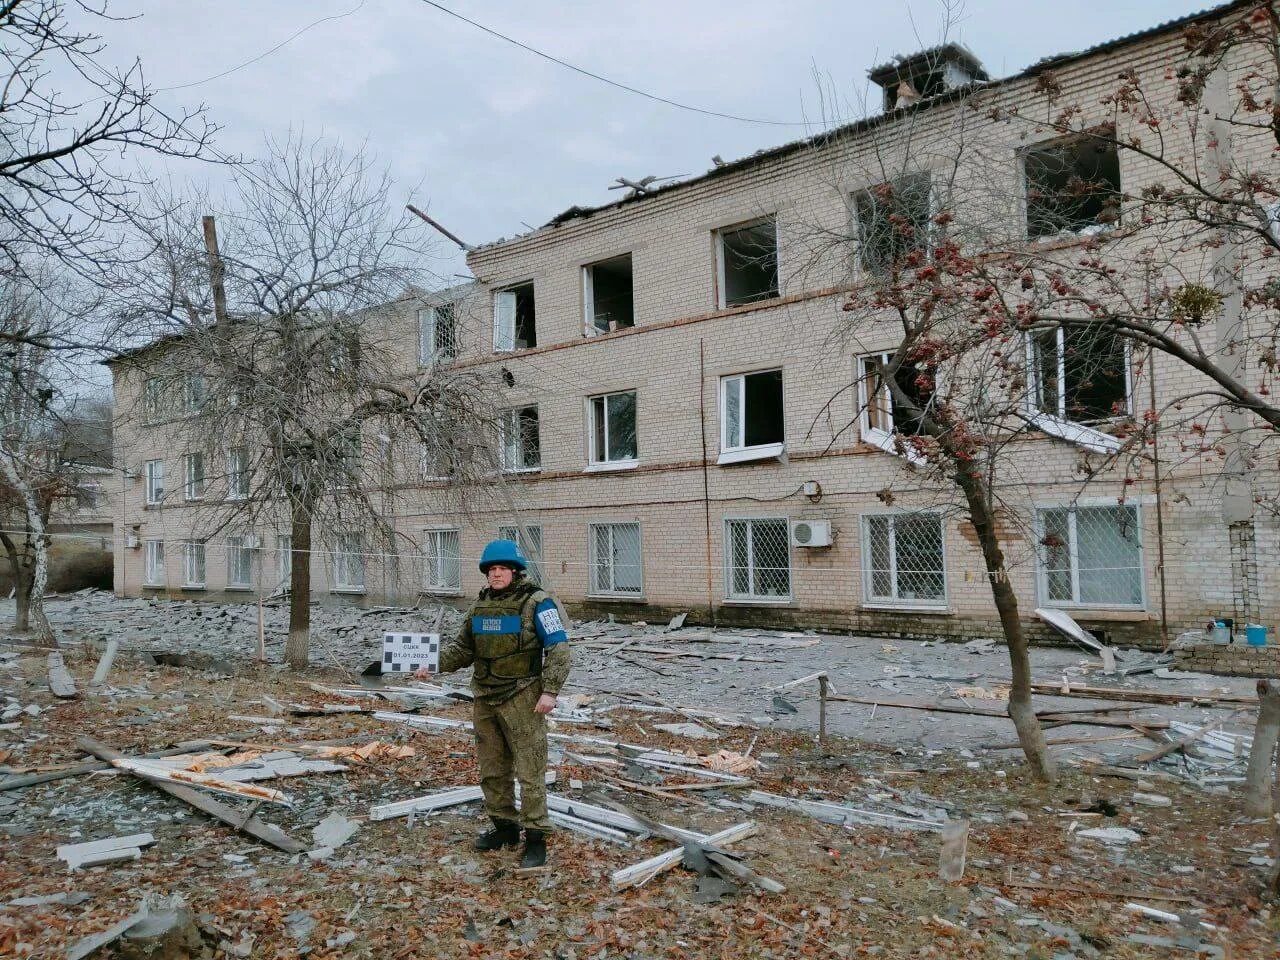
[469, 0, 1248, 258]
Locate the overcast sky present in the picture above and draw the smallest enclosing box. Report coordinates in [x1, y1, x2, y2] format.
[86, 0, 1210, 281]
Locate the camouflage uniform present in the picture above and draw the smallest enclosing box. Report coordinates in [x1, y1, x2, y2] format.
[438, 575, 571, 832]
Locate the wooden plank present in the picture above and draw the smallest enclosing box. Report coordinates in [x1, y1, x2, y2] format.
[0, 740, 229, 792]
[1030, 682, 1256, 707]
[90, 640, 119, 687]
[112, 758, 291, 805]
[47, 651, 77, 699]
[76, 737, 305, 854]
[612, 822, 756, 890]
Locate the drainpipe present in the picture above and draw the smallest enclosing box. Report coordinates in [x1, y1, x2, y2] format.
[698, 339, 716, 627]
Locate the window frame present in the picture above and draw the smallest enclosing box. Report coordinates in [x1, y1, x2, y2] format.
[144, 459, 165, 506]
[723, 516, 793, 603]
[497, 523, 544, 585]
[852, 172, 935, 276]
[422, 528, 462, 594]
[718, 369, 785, 465]
[142, 378, 165, 424]
[499, 404, 541, 473]
[588, 521, 644, 598]
[1021, 131, 1122, 241]
[419, 303, 458, 365]
[492, 281, 536, 353]
[855, 353, 929, 464]
[1034, 502, 1146, 610]
[182, 452, 205, 501]
[1024, 329, 1128, 453]
[859, 510, 949, 610]
[582, 253, 636, 335]
[276, 534, 292, 587]
[182, 374, 207, 415]
[226, 447, 249, 500]
[586, 390, 639, 470]
[181, 540, 206, 589]
[715, 217, 781, 310]
[331, 532, 366, 593]
[143, 538, 165, 586]
[226, 533, 255, 589]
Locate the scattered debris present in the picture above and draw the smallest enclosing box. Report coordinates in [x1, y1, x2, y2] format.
[46, 651, 77, 699]
[57, 833, 156, 870]
[1077, 826, 1142, 845]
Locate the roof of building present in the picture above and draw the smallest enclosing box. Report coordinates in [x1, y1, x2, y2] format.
[470, 0, 1246, 255]
[867, 43, 990, 86]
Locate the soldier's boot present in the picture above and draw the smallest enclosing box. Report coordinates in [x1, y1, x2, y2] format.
[518, 830, 547, 870]
[474, 818, 520, 852]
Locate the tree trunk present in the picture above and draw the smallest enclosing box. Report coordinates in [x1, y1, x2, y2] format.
[1247, 680, 1280, 815]
[0, 457, 54, 646]
[13, 559, 32, 633]
[955, 463, 1057, 783]
[283, 498, 312, 670]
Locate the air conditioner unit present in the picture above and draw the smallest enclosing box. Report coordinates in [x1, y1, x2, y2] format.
[790, 519, 833, 548]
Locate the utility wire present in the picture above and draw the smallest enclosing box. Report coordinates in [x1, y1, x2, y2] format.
[411, 0, 815, 128]
[157, 1, 368, 92]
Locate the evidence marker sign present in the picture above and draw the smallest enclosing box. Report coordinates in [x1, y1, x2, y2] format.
[382, 632, 441, 674]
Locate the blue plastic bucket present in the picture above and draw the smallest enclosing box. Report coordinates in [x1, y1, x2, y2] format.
[1247, 624, 1268, 647]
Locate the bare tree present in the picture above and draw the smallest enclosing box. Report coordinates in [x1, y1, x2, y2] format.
[0, 0, 216, 297]
[108, 136, 505, 669]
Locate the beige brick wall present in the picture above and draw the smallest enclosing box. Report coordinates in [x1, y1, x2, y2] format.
[108, 10, 1280, 646]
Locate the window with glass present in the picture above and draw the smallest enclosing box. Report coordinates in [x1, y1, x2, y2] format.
[589, 522, 642, 596]
[227, 534, 254, 588]
[720, 369, 784, 458]
[182, 541, 205, 587]
[226, 447, 249, 499]
[1038, 504, 1143, 607]
[725, 518, 791, 600]
[144, 460, 165, 505]
[183, 452, 205, 500]
[862, 513, 946, 606]
[588, 391, 638, 465]
[332, 533, 365, 591]
[493, 283, 536, 351]
[144, 539, 165, 585]
[423, 529, 462, 593]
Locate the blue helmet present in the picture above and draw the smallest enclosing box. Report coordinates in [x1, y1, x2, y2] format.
[479, 538, 527, 573]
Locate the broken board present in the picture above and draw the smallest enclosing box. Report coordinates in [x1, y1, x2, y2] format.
[47, 651, 77, 699]
[1036, 607, 1104, 653]
[381, 632, 440, 675]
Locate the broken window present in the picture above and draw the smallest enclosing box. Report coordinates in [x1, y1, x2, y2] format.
[858, 353, 935, 451]
[182, 374, 207, 415]
[500, 405, 541, 472]
[144, 459, 165, 505]
[181, 541, 205, 588]
[144, 539, 165, 585]
[226, 534, 254, 588]
[589, 522, 643, 596]
[493, 283, 536, 351]
[332, 533, 365, 591]
[419, 304, 458, 364]
[226, 447, 249, 500]
[589, 390, 638, 465]
[725, 517, 791, 601]
[720, 369, 784, 461]
[498, 523, 544, 585]
[142, 378, 166, 424]
[1038, 505, 1143, 607]
[717, 219, 779, 308]
[1024, 134, 1121, 240]
[862, 513, 946, 606]
[854, 174, 933, 274]
[1031, 327, 1128, 425]
[423, 529, 462, 593]
[584, 254, 635, 334]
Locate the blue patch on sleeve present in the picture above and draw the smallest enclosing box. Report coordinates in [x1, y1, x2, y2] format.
[534, 598, 568, 647]
[472, 615, 522, 635]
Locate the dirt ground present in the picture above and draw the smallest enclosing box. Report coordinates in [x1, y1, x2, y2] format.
[0, 595, 1277, 958]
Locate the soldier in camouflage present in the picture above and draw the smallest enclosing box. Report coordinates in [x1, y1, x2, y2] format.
[416, 538, 570, 870]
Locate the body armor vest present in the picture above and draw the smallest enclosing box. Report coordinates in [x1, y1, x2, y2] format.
[470, 580, 548, 688]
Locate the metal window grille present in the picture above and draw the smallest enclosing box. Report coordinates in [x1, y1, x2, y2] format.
[182, 541, 205, 587]
[227, 536, 253, 587]
[725, 518, 791, 600]
[145, 460, 164, 504]
[424, 529, 462, 592]
[589, 523, 642, 595]
[1038, 505, 1143, 607]
[183, 453, 204, 500]
[420, 304, 458, 363]
[333, 534, 365, 590]
[144, 540, 165, 584]
[498, 524, 544, 585]
[863, 513, 946, 604]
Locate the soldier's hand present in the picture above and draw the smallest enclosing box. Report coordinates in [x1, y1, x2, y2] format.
[534, 694, 557, 715]
[413, 665, 436, 680]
